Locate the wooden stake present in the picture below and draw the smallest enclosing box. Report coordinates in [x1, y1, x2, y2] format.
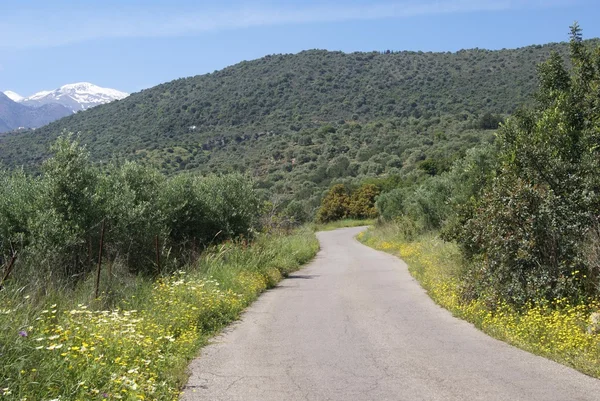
[0, 252, 18, 289]
[94, 220, 106, 299]
[155, 235, 161, 273]
[88, 236, 92, 271]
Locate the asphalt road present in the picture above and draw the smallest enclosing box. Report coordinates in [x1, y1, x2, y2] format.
[182, 226, 600, 401]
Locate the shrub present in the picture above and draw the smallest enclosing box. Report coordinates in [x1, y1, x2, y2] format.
[376, 188, 405, 221]
[198, 174, 261, 241]
[456, 24, 600, 305]
[348, 184, 379, 219]
[316, 184, 350, 223]
[98, 162, 167, 274]
[460, 174, 586, 305]
[0, 135, 263, 286]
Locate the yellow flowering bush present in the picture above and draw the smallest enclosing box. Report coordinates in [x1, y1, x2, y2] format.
[0, 228, 319, 400]
[361, 227, 600, 378]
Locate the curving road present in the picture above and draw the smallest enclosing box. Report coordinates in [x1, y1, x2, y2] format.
[182, 227, 600, 401]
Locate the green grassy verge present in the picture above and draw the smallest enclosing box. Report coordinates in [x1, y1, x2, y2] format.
[359, 224, 600, 378]
[312, 218, 375, 232]
[0, 227, 319, 400]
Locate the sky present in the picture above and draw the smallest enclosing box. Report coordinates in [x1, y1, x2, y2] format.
[1, 0, 599, 96]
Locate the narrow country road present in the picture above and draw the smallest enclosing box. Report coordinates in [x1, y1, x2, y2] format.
[182, 227, 600, 401]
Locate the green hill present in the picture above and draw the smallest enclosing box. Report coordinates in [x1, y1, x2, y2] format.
[0, 40, 592, 212]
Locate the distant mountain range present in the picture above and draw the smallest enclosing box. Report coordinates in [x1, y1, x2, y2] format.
[0, 82, 128, 133]
[0, 92, 71, 133]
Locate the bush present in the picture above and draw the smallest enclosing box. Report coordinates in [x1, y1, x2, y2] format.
[460, 174, 586, 305]
[0, 135, 263, 286]
[198, 174, 261, 240]
[455, 24, 600, 305]
[316, 184, 350, 223]
[99, 162, 167, 274]
[316, 183, 380, 223]
[377, 145, 497, 235]
[376, 188, 405, 221]
[348, 184, 380, 219]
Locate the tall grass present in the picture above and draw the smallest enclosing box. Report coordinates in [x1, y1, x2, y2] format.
[360, 224, 600, 378]
[0, 227, 319, 401]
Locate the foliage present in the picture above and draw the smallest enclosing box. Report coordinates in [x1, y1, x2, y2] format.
[316, 184, 350, 223]
[316, 183, 380, 223]
[98, 161, 166, 274]
[375, 188, 406, 222]
[455, 24, 600, 305]
[0, 228, 319, 401]
[0, 134, 262, 287]
[348, 184, 380, 219]
[376, 144, 497, 232]
[373, 25, 600, 306]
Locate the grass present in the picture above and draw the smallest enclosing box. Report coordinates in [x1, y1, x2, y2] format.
[0, 227, 319, 401]
[311, 218, 375, 232]
[359, 223, 600, 378]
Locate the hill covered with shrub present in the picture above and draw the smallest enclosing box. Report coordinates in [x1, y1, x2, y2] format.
[1, 39, 597, 219]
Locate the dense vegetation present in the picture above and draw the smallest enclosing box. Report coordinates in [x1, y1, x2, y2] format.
[0, 134, 262, 295]
[0, 227, 319, 400]
[2, 40, 596, 220]
[316, 183, 379, 223]
[373, 24, 600, 306]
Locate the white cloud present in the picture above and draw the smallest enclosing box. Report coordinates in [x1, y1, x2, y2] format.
[0, 0, 573, 48]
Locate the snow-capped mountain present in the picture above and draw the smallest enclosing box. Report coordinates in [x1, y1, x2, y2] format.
[3, 90, 24, 102]
[4, 82, 129, 113]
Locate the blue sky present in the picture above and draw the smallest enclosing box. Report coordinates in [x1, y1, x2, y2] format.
[1, 0, 599, 96]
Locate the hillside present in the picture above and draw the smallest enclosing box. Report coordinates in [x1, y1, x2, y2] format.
[0, 40, 591, 211]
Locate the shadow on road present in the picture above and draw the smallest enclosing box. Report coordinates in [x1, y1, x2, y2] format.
[285, 274, 319, 280]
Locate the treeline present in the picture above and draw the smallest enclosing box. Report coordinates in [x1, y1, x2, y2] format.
[373, 24, 600, 307]
[0, 134, 260, 290]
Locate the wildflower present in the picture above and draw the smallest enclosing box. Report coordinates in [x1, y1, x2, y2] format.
[18, 330, 27, 337]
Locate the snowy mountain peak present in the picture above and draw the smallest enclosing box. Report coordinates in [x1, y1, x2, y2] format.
[57, 82, 128, 100]
[20, 82, 129, 113]
[25, 90, 52, 101]
[3, 91, 24, 102]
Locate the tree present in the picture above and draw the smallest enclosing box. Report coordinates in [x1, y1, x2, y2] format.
[316, 184, 350, 223]
[348, 184, 379, 219]
[458, 23, 600, 305]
